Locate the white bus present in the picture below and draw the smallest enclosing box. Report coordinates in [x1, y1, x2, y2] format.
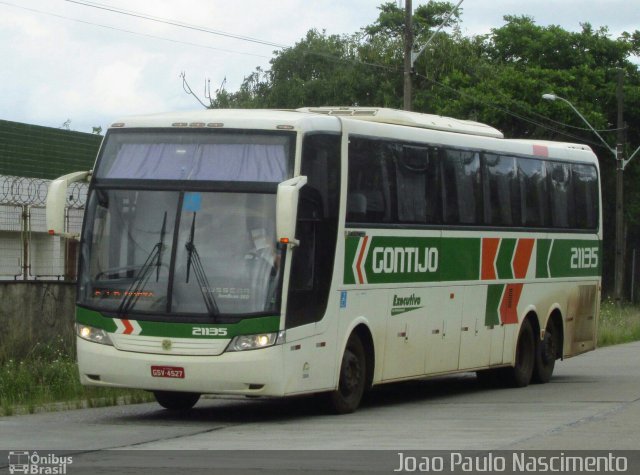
[47, 107, 601, 413]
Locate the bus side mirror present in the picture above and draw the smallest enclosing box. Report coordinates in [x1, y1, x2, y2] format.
[46, 170, 92, 239]
[276, 175, 308, 247]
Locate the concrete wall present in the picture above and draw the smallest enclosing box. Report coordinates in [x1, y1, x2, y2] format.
[0, 282, 76, 360]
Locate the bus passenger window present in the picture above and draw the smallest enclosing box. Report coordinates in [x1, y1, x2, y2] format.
[548, 162, 575, 228]
[395, 145, 440, 224]
[572, 164, 599, 229]
[347, 138, 393, 224]
[484, 154, 520, 227]
[442, 150, 482, 225]
[518, 157, 549, 227]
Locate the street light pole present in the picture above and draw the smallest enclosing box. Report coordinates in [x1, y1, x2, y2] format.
[615, 70, 625, 303]
[542, 91, 632, 301]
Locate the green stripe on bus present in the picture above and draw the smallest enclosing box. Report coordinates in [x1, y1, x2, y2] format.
[76, 307, 280, 338]
[485, 284, 503, 326]
[344, 235, 360, 285]
[77, 307, 118, 332]
[535, 239, 552, 278]
[439, 237, 481, 281]
[496, 238, 516, 279]
[357, 236, 480, 284]
[344, 235, 600, 285]
[547, 239, 602, 278]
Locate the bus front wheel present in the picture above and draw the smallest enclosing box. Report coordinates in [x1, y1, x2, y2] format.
[328, 334, 366, 414]
[153, 391, 200, 411]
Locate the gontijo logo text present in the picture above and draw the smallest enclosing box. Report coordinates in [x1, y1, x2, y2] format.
[372, 246, 438, 274]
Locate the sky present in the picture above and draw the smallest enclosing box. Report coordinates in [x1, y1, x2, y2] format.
[0, 0, 638, 134]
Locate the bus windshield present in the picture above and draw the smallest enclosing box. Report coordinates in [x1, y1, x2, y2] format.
[80, 189, 283, 318]
[78, 129, 295, 319]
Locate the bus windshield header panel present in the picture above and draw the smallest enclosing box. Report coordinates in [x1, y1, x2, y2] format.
[95, 130, 294, 183]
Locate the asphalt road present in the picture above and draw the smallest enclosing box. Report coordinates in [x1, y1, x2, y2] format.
[1, 341, 639, 473]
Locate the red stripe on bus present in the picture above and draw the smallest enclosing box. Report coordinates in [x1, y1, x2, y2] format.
[356, 236, 369, 284]
[481, 238, 500, 280]
[122, 319, 134, 335]
[532, 144, 549, 157]
[513, 239, 535, 279]
[500, 283, 523, 324]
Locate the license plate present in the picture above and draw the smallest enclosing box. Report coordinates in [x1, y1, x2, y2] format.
[151, 366, 185, 379]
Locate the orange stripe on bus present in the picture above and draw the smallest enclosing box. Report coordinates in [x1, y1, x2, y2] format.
[513, 238, 535, 279]
[500, 283, 523, 324]
[481, 238, 500, 280]
[356, 236, 369, 284]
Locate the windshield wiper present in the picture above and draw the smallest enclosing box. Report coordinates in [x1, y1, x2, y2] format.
[185, 213, 220, 318]
[156, 211, 167, 282]
[117, 212, 167, 316]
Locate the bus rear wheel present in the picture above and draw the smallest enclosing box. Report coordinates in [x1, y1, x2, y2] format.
[153, 391, 200, 411]
[504, 318, 535, 388]
[532, 320, 560, 384]
[328, 334, 366, 414]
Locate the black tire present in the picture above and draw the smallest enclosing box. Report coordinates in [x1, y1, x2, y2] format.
[328, 334, 366, 414]
[532, 320, 560, 384]
[504, 318, 535, 388]
[153, 391, 200, 411]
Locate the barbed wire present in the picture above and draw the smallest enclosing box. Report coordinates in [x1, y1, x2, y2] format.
[0, 175, 87, 208]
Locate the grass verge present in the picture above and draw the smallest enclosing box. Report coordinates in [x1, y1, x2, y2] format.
[0, 339, 153, 416]
[598, 299, 640, 347]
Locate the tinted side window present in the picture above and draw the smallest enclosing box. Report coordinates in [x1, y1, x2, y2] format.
[395, 145, 441, 224]
[483, 154, 520, 226]
[347, 138, 394, 224]
[442, 150, 482, 224]
[518, 157, 549, 227]
[572, 164, 599, 229]
[547, 162, 575, 228]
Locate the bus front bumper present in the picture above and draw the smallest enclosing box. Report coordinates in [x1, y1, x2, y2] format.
[76, 337, 286, 396]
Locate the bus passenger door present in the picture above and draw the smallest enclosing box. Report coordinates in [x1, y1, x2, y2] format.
[424, 287, 463, 375]
[382, 288, 427, 380]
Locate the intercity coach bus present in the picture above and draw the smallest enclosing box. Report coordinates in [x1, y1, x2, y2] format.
[47, 107, 601, 413]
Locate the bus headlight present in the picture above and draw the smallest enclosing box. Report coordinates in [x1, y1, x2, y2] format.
[227, 331, 285, 352]
[77, 324, 113, 346]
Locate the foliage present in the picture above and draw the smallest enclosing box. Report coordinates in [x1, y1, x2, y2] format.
[598, 299, 640, 347]
[363, 1, 461, 39]
[0, 339, 152, 415]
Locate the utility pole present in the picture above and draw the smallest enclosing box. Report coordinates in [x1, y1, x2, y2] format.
[402, 0, 463, 111]
[403, 0, 413, 111]
[614, 69, 625, 302]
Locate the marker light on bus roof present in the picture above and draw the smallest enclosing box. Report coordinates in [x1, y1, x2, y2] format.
[276, 125, 294, 130]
